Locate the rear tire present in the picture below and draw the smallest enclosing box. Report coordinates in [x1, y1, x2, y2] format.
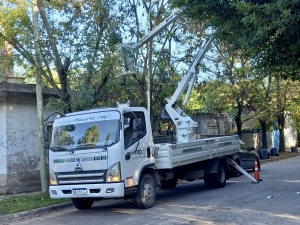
[135, 174, 156, 209]
[204, 162, 227, 188]
[161, 177, 178, 189]
[204, 174, 215, 188]
[72, 198, 94, 210]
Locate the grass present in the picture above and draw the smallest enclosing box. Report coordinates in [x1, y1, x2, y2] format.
[0, 193, 70, 216]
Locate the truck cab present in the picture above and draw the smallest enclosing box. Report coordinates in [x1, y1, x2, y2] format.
[47, 104, 158, 209]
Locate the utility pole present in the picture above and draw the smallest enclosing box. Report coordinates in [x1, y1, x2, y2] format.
[32, 0, 48, 193]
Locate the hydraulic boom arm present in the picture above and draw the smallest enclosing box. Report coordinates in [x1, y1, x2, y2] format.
[119, 6, 214, 143]
[166, 36, 214, 107]
[164, 33, 214, 143]
[120, 8, 184, 73]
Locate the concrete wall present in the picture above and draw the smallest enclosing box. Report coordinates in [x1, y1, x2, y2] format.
[284, 120, 297, 148]
[0, 96, 55, 195]
[193, 113, 225, 135]
[5, 97, 41, 194]
[241, 133, 271, 149]
[0, 97, 7, 194]
[193, 112, 297, 150]
[240, 128, 296, 151]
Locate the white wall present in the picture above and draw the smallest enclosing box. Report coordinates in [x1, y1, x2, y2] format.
[0, 97, 7, 191]
[5, 97, 42, 194]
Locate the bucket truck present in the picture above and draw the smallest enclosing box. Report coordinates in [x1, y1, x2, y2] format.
[44, 8, 240, 210]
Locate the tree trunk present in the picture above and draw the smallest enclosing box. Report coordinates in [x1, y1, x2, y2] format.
[234, 108, 242, 138]
[33, 0, 48, 193]
[260, 119, 268, 149]
[277, 112, 286, 152]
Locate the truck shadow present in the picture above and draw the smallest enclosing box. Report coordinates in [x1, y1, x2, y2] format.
[89, 179, 236, 212]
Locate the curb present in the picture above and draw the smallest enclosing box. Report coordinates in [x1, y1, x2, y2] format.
[0, 202, 73, 225]
[261, 153, 300, 164]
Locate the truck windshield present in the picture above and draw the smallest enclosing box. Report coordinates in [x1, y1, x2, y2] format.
[50, 119, 120, 150]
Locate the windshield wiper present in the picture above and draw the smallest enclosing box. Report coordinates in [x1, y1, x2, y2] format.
[76, 143, 100, 149]
[76, 143, 108, 150]
[50, 146, 75, 153]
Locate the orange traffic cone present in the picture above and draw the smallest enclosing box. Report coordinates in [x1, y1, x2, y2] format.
[254, 159, 262, 181]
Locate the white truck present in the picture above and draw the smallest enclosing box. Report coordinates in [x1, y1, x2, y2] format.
[44, 9, 241, 210]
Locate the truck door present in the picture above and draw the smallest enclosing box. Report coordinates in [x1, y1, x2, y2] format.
[123, 111, 150, 188]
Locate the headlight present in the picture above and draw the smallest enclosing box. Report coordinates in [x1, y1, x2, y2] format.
[106, 162, 121, 182]
[49, 169, 58, 185]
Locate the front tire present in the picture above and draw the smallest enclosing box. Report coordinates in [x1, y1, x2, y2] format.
[135, 173, 156, 209]
[72, 198, 94, 210]
[204, 162, 227, 188]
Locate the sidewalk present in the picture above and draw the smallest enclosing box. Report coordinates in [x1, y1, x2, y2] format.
[261, 151, 299, 164]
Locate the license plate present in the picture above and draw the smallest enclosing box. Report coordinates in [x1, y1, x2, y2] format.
[72, 189, 88, 196]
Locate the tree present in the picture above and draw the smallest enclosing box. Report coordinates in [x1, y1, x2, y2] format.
[250, 73, 276, 149]
[172, 0, 300, 80]
[0, 0, 121, 112]
[172, 0, 300, 149]
[199, 39, 258, 138]
[273, 77, 300, 151]
[114, 0, 205, 131]
[235, 0, 300, 80]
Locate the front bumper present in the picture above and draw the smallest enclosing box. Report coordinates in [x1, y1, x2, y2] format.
[49, 182, 125, 199]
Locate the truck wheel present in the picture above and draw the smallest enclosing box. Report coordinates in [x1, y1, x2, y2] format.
[161, 177, 178, 189]
[204, 174, 214, 188]
[135, 174, 156, 209]
[72, 198, 94, 210]
[204, 162, 226, 188]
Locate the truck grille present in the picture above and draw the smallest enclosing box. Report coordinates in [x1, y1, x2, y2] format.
[56, 170, 106, 185]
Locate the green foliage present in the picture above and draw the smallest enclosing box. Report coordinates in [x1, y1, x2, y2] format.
[201, 80, 232, 114]
[234, 0, 300, 79]
[0, 193, 69, 216]
[77, 125, 100, 144]
[171, 0, 300, 143]
[53, 127, 75, 147]
[173, 0, 300, 80]
[46, 97, 69, 113]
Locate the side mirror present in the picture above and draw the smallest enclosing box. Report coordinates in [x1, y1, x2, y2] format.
[44, 130, 50, 142]
[44, 142, 50, 150]
[125, 152, 131, 160]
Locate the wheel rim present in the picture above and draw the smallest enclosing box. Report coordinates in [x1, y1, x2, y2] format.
[143, 179, 154, 203]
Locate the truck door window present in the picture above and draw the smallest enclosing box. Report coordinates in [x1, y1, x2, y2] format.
[124, 112, 146, 149]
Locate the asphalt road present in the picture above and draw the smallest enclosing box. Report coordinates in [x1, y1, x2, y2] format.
[6, 155, 300, 225]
